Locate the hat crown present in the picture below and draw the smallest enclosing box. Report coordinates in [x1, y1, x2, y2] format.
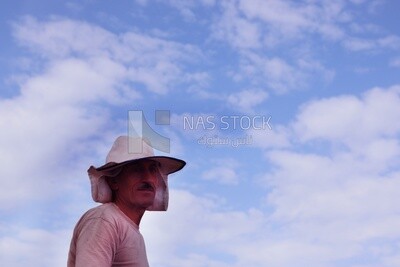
[106, 136, 155, 164]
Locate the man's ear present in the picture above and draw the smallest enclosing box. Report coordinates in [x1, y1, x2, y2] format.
[106, 176, 119, 190]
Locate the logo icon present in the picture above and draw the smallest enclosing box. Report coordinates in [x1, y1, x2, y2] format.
[128, 110, 171, 153]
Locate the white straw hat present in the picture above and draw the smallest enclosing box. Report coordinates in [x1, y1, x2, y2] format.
[88, 136, 185, 211]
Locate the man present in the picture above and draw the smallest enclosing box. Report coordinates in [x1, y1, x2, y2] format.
[68, 136, 186, 267]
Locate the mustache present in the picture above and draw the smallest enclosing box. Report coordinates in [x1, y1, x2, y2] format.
[137, 181, 155, 191]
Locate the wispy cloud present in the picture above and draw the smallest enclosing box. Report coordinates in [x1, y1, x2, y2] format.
[227, 88, 268, 112]
[390, 57, 400, 67]
[342, 35, 400, 52]
[13, 16, 204, 94]
[201, 158, 240, 185]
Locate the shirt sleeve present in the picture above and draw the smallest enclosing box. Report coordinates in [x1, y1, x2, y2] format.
[74, 217, 119, 267]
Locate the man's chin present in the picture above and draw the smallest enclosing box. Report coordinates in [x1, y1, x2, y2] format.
[139, 200, 156, 209]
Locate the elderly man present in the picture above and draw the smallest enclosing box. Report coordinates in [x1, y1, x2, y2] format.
[68, 136, 185, 267]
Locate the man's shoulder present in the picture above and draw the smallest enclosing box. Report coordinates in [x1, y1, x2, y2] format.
[83, 203, 119, 220]
[86, 202, 118, 216]
[77, 203, 139, 233]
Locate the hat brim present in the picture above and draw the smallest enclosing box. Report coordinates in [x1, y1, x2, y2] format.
[96, 156, 186, 175]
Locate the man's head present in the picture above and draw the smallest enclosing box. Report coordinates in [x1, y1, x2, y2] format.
[88, 136, 186, 211]
[106, 159, 161, 210]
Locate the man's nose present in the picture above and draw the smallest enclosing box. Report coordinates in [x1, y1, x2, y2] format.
[142, 168, 157, 182]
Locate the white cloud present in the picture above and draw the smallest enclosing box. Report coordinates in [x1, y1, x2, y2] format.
[248, 124, 291, 149]
[13, 16, 115, 59]
[142, 189, 266, 267]
[259, 148, 400, 266]
[0, 227, 71, 267]
[349, 0, 367, 4]
[13, 16, 203, 94]
[231, 0, 395, 49]
[349, 22, 381, 34]
[293, 85, 400, 150]
[390, 57, 400, 67]
[202, 166, 238, 185]
[135, 0, 148, 6]
[4, 79, 400, 266]
[165, 0, 216, 17]
[221, 43, 334, 93]
[222, 0, 348, 45]
[227, 88, 268, 112]
[141, 162, 400, 267]
[239, 85, 400, 266]
[239, 0, 312, 37]
[366, 0, 386, 14]
[0, 59, 118, 208]
[22, 58, 129, 105]
[342, 35, 400, 52]
[209, 0, 396, 95]
[200, 158, 241, 185]
[205, 0, 400, 105]
[212, 0, 261, 49]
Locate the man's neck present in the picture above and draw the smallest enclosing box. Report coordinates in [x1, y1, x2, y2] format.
[114, 201, 146, 226]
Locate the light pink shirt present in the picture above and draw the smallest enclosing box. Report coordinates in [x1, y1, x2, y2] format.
[68, 203, 149, 267]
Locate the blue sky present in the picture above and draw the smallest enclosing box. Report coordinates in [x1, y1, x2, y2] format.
[1, 0, 400, 266]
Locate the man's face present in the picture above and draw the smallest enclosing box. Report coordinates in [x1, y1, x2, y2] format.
[114, 159, 160, 210]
